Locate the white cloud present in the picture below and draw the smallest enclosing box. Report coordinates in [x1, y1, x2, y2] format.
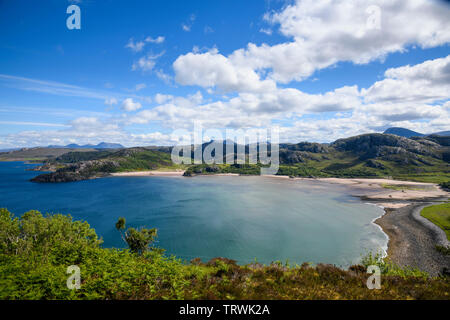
[3, 1, 450, 148]
[132, 52, 164, 72]
[131, 132, 172, 145]
[104, 97, 118, 106]
[131, 54, 450, 140]
[135, 83, 146, 91]
[0, 121, 69, 128]
[174, 0, 450, 86]
[122, 98, 142, 112]
[145, 36, 165, 44]
[155, 69, 173, 84]
[154, 93, 173, 104]
[259, 28, 272, 35]
[125, 38, 145, 52]
[362, 55, 450, 104]
[182, 14, 196, 32]
[173, 49, 276, 93]
[0, 74, 111, 100]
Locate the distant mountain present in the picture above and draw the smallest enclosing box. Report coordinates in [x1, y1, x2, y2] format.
[0, 148, 21, 153]
[384, 127, 450, 138]
[432, 131, 450, 137]
[384, 127, 425, 138]
[47, 142, 124, 149]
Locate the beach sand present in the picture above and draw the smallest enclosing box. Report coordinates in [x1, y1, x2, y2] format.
[265, 176, 448, 207]
[110, 170, 185, 177]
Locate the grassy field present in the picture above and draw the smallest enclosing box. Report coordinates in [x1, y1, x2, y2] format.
[381, 184, 429, 191]
[421, 203, 450, 240]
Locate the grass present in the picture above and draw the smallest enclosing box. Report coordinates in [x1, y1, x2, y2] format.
[392, 173, 450, 184]
[381, 183, 428, 191]
[421, 203, 450, 240]
[435, 245, 450, 256]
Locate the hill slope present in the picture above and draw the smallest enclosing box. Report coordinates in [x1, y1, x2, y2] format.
[31, 148, 177, 182]
[26, 133, 450, 183]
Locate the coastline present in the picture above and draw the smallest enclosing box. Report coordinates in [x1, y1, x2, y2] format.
[34, 165, 450, 274]
[194, 174, 450, 274]
[374, 201, 450, 276]
[110, 170, 185, 177]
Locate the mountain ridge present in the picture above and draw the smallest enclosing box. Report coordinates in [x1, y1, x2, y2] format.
[384, 127, 450, 138]
[47, 142, 124, 149]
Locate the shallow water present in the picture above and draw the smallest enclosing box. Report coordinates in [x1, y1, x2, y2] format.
[0, 161, 387, 267]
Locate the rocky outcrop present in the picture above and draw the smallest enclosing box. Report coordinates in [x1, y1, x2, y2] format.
[31, 171, 109, 183]
[31, 160, 120, 183]
[332, 133, 440, 160]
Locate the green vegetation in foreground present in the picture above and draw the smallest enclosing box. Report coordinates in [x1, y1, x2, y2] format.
[1, 208, 449, 300]
[421, 203, 450, 240]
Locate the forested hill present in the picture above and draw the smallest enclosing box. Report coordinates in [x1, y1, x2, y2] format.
[2, 133, 447, 183]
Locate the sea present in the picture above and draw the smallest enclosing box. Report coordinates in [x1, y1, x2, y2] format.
[0, 161, 388, 267]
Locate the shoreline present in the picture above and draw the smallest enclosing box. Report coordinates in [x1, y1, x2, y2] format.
[110, 171, 447, 205]
[35, 166, 450, 273]
[110, 170, 185, 177]
[374, 201, 450, 276]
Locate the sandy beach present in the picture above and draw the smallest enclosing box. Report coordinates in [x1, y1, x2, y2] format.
[110, 170, 185, 177]
[265, 176, 448, 208]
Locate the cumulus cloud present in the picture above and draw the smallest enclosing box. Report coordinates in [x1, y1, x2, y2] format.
[131, 53, 450, 141]
[3, 1, 450, 148]
[362, 55, 450, 104]
[174, 0, 450, 86]
[122, 98, 142, 112]
[174, 48, 276, 93]
[154, 93, 173, 104]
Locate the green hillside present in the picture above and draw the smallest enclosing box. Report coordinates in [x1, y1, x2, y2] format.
[17, 133, 450, 183]
[31, 148, 179, 183]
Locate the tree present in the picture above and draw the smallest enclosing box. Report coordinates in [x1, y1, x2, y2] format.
[115, 217, 157, 255]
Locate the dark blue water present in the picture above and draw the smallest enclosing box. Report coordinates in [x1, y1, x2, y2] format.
[0, 162, 387, 266]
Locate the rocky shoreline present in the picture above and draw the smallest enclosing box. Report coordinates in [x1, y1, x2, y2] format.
[374, 200, 450, 276]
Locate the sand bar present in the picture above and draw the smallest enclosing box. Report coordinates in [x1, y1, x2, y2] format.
[111, 170, 185, 177]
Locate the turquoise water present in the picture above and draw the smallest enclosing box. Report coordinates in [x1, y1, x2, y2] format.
[0, 161, 387, 267]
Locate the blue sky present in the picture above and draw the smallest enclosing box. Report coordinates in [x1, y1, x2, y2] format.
[0, 0, 449, 148]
